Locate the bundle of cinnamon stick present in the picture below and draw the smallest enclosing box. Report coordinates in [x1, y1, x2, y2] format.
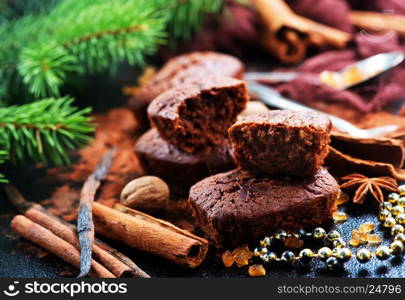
[6, 184, 149, 278]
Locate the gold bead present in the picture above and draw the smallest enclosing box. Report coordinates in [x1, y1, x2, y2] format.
[395, 214, 405, 225]
[333, 238, 346, 248]
[280, 251, 295, 263]
[383, 217, 396, 228]
[391, 224, 405, 236]
[326, 230, 341, 241]
[389, 192, 400, 204]
[274, 230, 287, 241]
[260, 252, 277, 263]
[318, 247, 333, 261]
[299, 249, 314, 264]
[260, 237, 273, 247]
[334, 247, 352, 262]
[254, 246, 268, 257]
[392, 206, 405, 216]
[389, 192, 400, 203]
[326, 256, 339, 269]
[312, 227, 327, 240]
[390, 241, 404, 255]
[380, 202, 393, 211]
[394, 233, 405, 242]
[379, 210, 392, 221]
[356, 249, 372, 263]
[375, 246, 391, 260]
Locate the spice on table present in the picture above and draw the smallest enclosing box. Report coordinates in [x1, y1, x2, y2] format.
[11, 215, 115, 278]
[358, 222, 375, 234]
[248, 264, 266, 277]
[233, 245, 253, 267]
[93, 203, 209, 268]
[77, 147, 116, 278]
[3, 183, 149, 278]
[366, 234, 382, 246]
[120, 176, 170, 213]
[340, 174, 399, 204]
[332, 211, 348, 223]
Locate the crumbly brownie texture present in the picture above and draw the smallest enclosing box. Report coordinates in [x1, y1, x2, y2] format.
[148, 76, 249, 153]
[229, 110, 331, 177]
[134, 128, 235, 195]
[189, 168, 339, 247]
[128, 51, 244, 129]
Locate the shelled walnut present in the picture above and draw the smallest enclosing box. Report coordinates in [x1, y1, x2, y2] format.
[120, 176, 169, 213]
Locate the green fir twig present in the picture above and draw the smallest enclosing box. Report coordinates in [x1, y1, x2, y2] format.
[0, 97, 93, 166]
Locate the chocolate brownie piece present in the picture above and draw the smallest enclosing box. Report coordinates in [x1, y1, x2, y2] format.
[229, 110, 331, 177]
[128, 51, 244, 130]
[189, 168, 339, 247]
[134, 128, 236, 195]
[148, 76, 249, 153]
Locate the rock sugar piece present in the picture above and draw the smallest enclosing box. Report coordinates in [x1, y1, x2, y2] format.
[189, 168, 339, 248]
[128, 51, 244, 129]
[148, 76, 249, 153]
[134, 128, 235, 195]
[229, 110, 331, 177]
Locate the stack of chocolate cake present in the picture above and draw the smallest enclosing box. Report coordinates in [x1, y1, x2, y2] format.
[134, 74, 250, 194]
[189, 110, 340, 248]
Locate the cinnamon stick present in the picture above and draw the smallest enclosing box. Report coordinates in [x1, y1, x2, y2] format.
[326, 132, 405, 180]
[252, 0, 351, 63]
[350, 11, 405, 37]
[25, 206, 149, 278]
[92, 202, 209, 268]
[11, 215, 115, 278]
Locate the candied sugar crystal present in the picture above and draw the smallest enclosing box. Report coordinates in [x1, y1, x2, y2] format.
[221, 250, 234, 267]
[336, 191, 350, 205]
[284, 236, 304, 248]
[233, 245, 253, 267]
[248, 264, 266, 277]
[352, 230, 367, 244]
[333, 211, 348, 223]
[366, 234, 382, 245]
[349, 239, 360, 247]
[359, 222, 375, 234]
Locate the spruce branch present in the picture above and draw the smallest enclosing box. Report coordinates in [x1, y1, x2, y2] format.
[0, 0, 223, 100]
[0, 150, 8, 183]
[0, 97, 93, 166]
[17, 0, 167, 98]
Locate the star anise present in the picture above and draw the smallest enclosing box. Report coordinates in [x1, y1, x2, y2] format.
[340, 174, 399, 204]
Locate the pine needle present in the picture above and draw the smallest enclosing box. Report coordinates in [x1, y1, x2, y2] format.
[0, 97, 93, 166]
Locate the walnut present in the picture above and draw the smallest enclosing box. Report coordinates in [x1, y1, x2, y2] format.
[120, 176, 169, 213]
